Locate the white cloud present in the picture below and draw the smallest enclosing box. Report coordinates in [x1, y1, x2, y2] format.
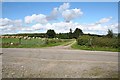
[0, 18, 22, 34]
[0, 18, 47, 34]
[0, 18, 10, 26]
[95, 17, 112, 25]
[24, 3, 83, 23]
[46, 3, 82, 22]
[77, 17, 114, 35]
[58, 3, 83, 22]
[62, 8, 83, 22]
[99, 17, 112, 23]
[0, 17, 118, 35]
[0, 18, 22, 27]
[20, 21, 83, 33]
[46, 8, 59, 21]
[83, 24, 108, 35]
[24, 14, 48, 24]
[81, 22, 118, 35]
[59, 3, 70, 12]
[31, 24, 44, 30]
[46, 21, 83, 33]
[21, 24, 46, 31]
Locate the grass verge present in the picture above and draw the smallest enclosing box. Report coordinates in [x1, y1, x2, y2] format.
[71, 42, 119, 52]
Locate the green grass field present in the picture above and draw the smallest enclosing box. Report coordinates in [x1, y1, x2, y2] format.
[1, 38, 73, 48]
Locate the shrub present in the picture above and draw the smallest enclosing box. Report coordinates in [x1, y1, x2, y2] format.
[77, 35, 92, 46]
[77, 35, 118, 48]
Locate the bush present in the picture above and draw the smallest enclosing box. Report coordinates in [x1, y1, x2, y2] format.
[77, 35, 118, 48]
[92, 37, 118, 48]
[77, 35, 92, 46]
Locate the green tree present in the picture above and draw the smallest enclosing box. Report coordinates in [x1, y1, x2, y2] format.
[46, 29, 56, 38]
[73, 28, 83, 39]
[106, 29, 113, 38]
[57, 33, 69, 39]
[68, 28, 73, 39]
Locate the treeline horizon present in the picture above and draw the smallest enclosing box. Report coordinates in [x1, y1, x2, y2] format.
[1, 28, 119, 39]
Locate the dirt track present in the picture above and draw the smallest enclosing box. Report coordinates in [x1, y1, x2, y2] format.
[1, 47, 118, 78]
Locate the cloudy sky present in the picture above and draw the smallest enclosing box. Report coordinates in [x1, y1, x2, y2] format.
[0, 2, 118, 35]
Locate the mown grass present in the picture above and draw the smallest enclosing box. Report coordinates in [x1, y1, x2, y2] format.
[71, 42, 119, 52]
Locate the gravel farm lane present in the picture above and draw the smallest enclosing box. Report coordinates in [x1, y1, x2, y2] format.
[1, 48, 119, 78]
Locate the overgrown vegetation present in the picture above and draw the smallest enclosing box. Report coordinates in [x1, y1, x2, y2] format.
[72, 35, 119, 52]
[77, 35, 119, 48]
[71, 42, 118, 52]
[71, 29, 119, 52]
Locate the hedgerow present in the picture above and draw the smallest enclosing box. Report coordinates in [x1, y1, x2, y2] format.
[77, 35, 119, 48]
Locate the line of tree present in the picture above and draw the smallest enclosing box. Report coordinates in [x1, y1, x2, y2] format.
[46, 28, 83, 39]
[46, 28, 118, 39]
[2, 28, 119, 39]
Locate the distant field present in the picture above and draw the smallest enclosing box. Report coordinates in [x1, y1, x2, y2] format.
[1, 38, 73, 48]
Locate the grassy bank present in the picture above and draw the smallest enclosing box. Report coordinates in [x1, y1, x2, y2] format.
[71, 42, 119, 52]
